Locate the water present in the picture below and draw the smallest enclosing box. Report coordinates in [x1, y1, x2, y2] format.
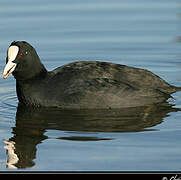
[0, 0, 181, 171]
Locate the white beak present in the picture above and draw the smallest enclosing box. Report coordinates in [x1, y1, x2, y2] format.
[3, 61, 17, 79]
[3, 46, 19, 79]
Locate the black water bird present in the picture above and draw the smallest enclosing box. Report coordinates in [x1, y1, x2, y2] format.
[2, 41, 181, 109]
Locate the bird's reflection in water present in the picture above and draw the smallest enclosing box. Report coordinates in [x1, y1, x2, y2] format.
[4, 102, 180, 169]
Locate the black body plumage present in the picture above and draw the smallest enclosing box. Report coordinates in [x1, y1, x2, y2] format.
[4, 41, 181, 109]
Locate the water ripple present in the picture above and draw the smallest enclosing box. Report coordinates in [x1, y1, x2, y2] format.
[0, 88, 18, 121]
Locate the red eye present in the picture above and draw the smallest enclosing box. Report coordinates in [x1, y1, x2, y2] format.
[19, 53, 24, 58]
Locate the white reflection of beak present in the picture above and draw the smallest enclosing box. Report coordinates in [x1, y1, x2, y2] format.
[3, 46, 19, 79]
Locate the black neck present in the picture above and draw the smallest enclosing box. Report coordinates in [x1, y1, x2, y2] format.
[13, 57, 48, 81]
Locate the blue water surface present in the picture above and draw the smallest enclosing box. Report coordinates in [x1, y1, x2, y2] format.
[0, 0, 181, 171]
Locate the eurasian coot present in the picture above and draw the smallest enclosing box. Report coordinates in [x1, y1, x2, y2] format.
[2, 41, 180, 109]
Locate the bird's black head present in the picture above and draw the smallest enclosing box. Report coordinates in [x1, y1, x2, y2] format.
[3, 41, 47, 80]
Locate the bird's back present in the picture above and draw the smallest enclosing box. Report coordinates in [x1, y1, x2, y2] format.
[42, 61, 178, 109]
